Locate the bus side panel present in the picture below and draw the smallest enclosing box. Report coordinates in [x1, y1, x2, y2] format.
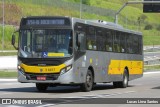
[107, 53, 143, 82]
[73, 54, 89, 83]
[75, 51, 143, 83]
[85, 51, 110, 83]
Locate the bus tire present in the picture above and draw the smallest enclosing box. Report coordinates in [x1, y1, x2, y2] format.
[113, 69, 129, 88]
[120, 69, 129, 88]
[113, 82, 120, 88]
[81, 70, 93, 92]
[36, 83, 48, 92]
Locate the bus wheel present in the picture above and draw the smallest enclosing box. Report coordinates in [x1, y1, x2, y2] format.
[113, 69, 129, 88]
[113, 82, 120, 88]
[120, 69, 129, 88]
[81, 70, 93, 92]
[36, 83, 48, 92]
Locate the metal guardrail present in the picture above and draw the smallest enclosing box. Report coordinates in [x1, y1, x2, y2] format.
[144, 59, 160, 65]
[144, 46, 160, 65]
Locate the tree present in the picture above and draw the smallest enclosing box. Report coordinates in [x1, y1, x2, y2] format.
[144, 24, 153, 30]
[137, 14, 147, 30]
[140, 14, 147, 23]
[74, 0, 80, 3]
[73, 0, 91, 5]
[82, 0, 90, 5]
[157, 25, 160, 31]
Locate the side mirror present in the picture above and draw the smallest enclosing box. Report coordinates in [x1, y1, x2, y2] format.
[11, 31, 19, 50]
[11, 34, 15, 46]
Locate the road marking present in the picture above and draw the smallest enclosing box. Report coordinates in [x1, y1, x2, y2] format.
[63, 91, 136, 98]
[0, 105, 23, 107]
[0, 83, 20, 86]
[95, 91, 136, 98]
[0, 79, 17, 81]
[35, 91, 136, 106]
[36, 104, 56, 107]
[144, 71, 160, 75]
[0, 92, 13, 95]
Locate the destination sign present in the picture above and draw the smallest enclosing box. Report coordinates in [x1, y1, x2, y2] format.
[27, 19, 65, 25]
[21, 17, 71, 26]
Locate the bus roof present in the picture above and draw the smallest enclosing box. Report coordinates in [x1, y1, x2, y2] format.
[72, 17, 142, 36]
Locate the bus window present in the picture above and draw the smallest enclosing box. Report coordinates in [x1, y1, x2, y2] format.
[48, 35, 57, 52]
[126, 34, 133, 54]
[113, 31, 120, 53]
[76, 32, 86, 51]
[35, 34, 43, 52]
[133, 35, 139, 54]
[21, 30, 32, 53]
[120, 33, 126, 53]
[87, 26, 97, 50]
[96, 28, 106, 51]
[139, 36, 142, 54]
[105, 30, 113, 52]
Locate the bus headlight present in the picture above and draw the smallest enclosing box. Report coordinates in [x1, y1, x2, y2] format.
[17, 65, 25, 75]
[60, 65, 72, 75]
[66, 65, 72, 71]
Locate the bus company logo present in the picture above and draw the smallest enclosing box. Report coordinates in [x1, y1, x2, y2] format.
[2, 99, 11, 104]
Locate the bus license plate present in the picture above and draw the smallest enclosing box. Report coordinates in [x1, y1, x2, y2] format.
[37, 76, 46, 81]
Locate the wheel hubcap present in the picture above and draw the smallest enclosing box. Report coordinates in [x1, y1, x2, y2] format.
[86, 74, 92, 87]
[124, 75, 128, 85]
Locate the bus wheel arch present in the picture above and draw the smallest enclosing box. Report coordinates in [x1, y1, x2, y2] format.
[80, 66, 94, 92]
[122, 68, 129, 88]
[88, 66, 95, 82]
[113, 67, 129, 88]
[124, 66, 129, 80]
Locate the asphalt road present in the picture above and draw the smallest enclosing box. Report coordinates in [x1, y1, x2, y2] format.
[0, 72, 160, 107]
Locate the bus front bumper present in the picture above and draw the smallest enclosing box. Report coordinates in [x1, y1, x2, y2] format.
[17, 68, 79, 84]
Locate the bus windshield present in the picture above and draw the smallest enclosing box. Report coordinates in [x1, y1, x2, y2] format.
[19, 29, 72, 58]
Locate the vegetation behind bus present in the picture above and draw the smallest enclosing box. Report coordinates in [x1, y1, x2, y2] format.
[0, 0, 160, 50]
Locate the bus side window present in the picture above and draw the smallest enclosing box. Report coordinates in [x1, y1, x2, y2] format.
[76, 32, 86, 51]
[87, 40, 92, 50]
[105, 31, 113, 52]
[120, 33, 126, 53]
[113, 32, 120, 53]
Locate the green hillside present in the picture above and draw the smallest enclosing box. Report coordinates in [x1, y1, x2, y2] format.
[0, 0, 160, 50]
[65, 0, 159, 22]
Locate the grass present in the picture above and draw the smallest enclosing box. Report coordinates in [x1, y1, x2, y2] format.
[0, 52, 17, 56]
[0, 25, 16, 50]
[143, 35, 160, 45]
[0, 71, 17, 77]
[144, 65, 160, 70]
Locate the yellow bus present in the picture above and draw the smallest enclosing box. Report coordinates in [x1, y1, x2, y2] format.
[12, 16, 143, 92]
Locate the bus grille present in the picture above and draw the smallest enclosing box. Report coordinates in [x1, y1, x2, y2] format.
[25, 73, 59, 80]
